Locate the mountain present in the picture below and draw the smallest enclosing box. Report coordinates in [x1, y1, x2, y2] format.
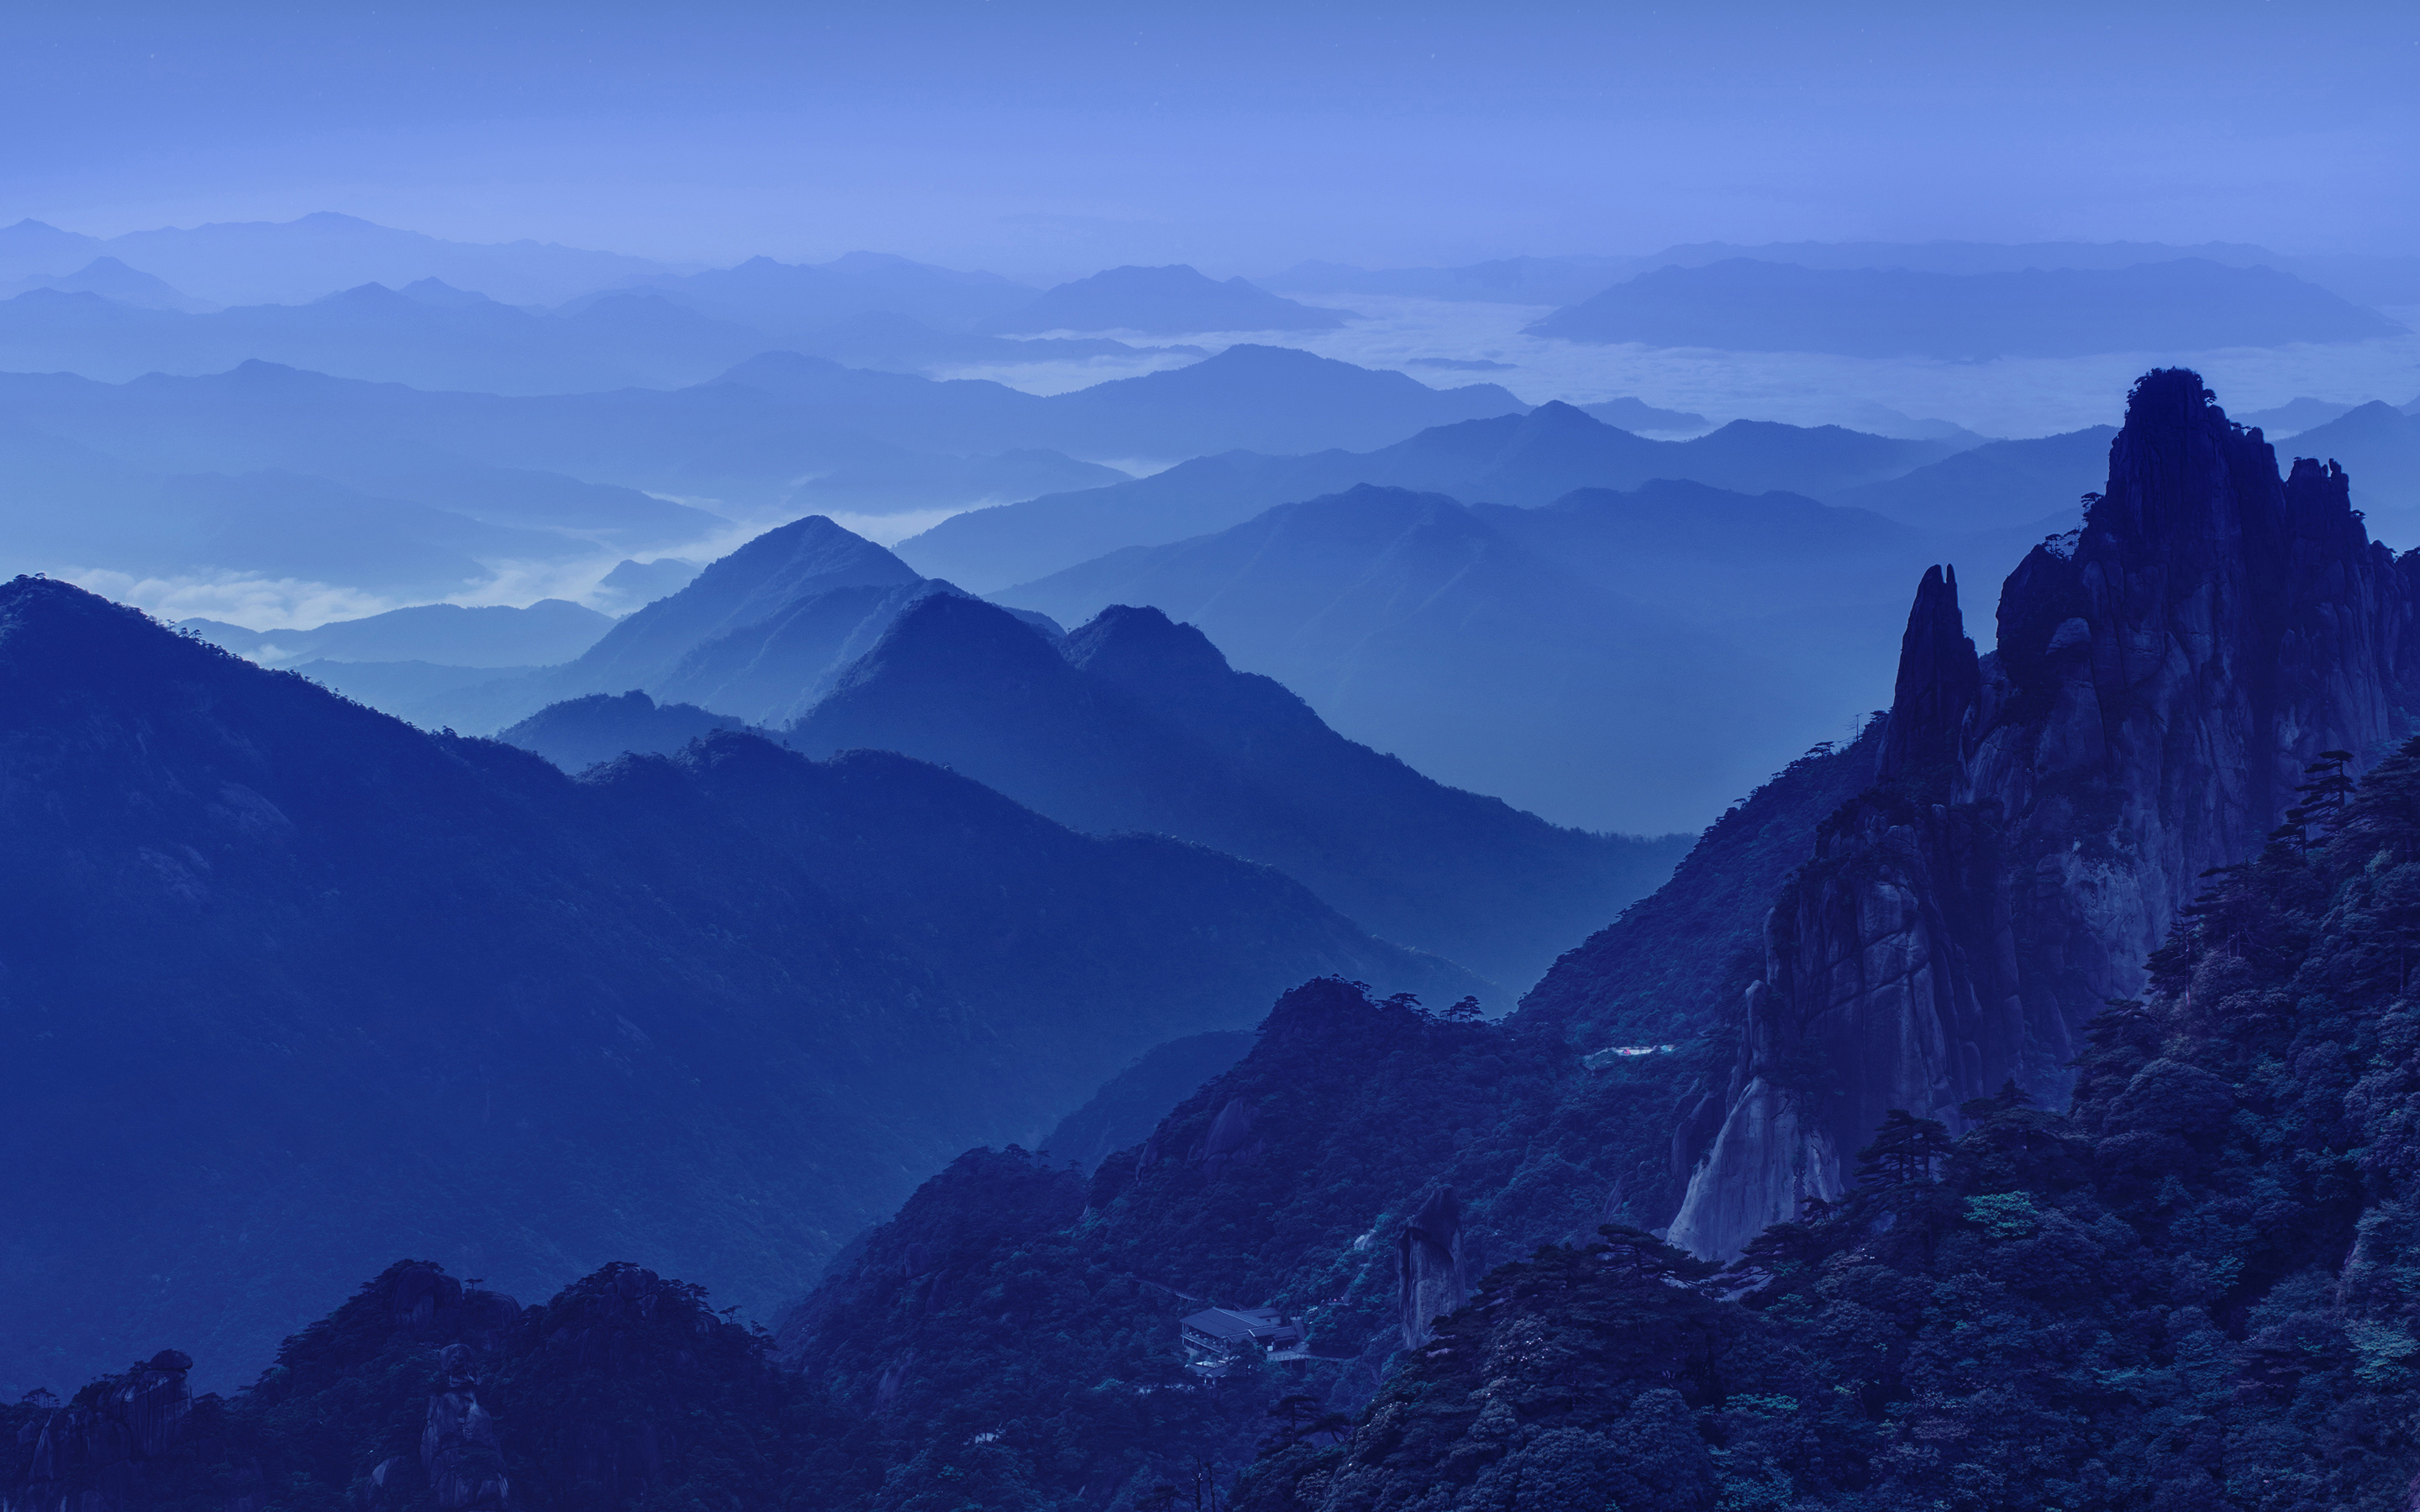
[0, 575, 1474, 1394]
[366, 517, 1062, 736]
[1529, 257, 2406, 355]
[785, 594, 1689, 987]
[992, 480, 2026, 832]
[0, 281, 769, 393]
[83, 212, 667, 306]
[2238, 395, 2361, 434]
[0, 218, 106, 282]
[899, 400, 1965, 592]
[179, 599, 615, 669]
[981, 264, 1348, 334]
[1263, 254, 1652, 306]
[1826, 424, 2116, 533]
[1038, 1029, 1257, 1172]
[615, 250, 1038, 333]
[0, 348, 1515, 575]
[753, 307, 1190, 375]
[0, 257, 214, 312]
[2280, 401, 2420, 544]
[1576, 395, 1707, 431]
[594, 555, 702, 612]
[1665, 369, 2420, 1258]
[0, 373, 724, 592]
[497, 690, 750, 771]
[33, 734, 2420, 1505]
[559, 515, 924, 692]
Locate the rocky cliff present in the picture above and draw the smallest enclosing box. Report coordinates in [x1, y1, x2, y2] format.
[1671, 369, 2420, 1257]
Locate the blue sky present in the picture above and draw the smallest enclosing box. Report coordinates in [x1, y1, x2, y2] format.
[6, 1, 2416, 275]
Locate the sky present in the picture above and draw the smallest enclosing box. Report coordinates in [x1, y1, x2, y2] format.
[3, 1, 2417, 276]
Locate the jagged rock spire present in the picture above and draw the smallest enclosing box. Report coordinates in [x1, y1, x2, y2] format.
[1669, 369, 2420, 1262]
[1876, 564, 1980, 783]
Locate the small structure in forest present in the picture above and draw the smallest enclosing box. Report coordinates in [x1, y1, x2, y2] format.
[1181, 1306, 1302, 1374]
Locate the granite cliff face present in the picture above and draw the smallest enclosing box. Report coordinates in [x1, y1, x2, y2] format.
[1671, 370, 2420, 1257]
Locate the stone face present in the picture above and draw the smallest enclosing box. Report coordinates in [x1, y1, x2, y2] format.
[1397, 1186, 1466, 1350]
[1671, 370, 2420, 1258]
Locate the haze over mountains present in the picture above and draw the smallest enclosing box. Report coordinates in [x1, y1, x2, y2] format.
[0, 576, 1476, 1394]
[11, 202, 2420, 1507]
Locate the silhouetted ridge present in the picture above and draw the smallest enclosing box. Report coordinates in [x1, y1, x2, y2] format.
[571, 514, 920, 690]
[0, 575, 1470, 1391]
[787, 592, 1686, 987]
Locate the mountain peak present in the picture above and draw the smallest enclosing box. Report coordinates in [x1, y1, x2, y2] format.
[829, 591, 1060, 697]
[1060, 603, 1233, 690]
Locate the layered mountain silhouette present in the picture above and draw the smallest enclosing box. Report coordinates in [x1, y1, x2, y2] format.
[978, 264, 1348, 334]
[0, 347, 1518, 579]
[993, 481, 2038, 831]
[899, 400, 1980, 591]
[497, 690, 748, 770]
[386, 516, 944, 730]
[783, 594, 1686, 986]
[0, 575, 1473, 1393]
[1529, 257, 2404, 355]
[182, 598, 614, 668]
[0, 212, 666, 307]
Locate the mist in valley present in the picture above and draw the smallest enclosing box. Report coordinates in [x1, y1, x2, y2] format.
[7, 5, 2420, 1510]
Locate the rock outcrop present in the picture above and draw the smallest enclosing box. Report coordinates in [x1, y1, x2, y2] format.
[11, 1351, 195, 1512]
[1397, 1186, 1467, 1350]
[1670, 370, 2420, 1257]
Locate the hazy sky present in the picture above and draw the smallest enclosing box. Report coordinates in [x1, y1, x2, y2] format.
[7, 1, 2417, 276]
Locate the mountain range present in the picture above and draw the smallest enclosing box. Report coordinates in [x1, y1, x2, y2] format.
[0, 574, 1472, 1396]
[0, 345, 1522, 593]
[990, 478, 2043, 831]
[1528, 257, 2405, 356]
[976, 264, 1348, 334]
[181, 598, 616, 669]
[19, 370, 2420, 1510]
[897, 399, 2000, 591]
[783, 593, 1688, 987]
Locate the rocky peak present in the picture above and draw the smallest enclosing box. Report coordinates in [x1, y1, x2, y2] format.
[1669, 370, 2420, 1259]
[1876, 564, 1980, 784]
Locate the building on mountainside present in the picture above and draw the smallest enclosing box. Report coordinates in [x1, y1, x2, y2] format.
[1180, 1306, 1303, 1374]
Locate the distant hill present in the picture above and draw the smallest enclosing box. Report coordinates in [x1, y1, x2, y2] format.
[1039, 1030, 1256, 1172]
[2238, 396, 2360, 435]
[0, 257, 214, 312]
[0, 575, 1473, 1393]
[0, 281, 769, 393]
[899, 401, 1965, 591]
[386, 517, 1057, 732]
[0, 346, 1512, 591]
[1578, 396, 1707, 431]
[981, 265, 1348, 335]
[786, 595, 1688, 987]
[993, 486, 1807, 832]
[497, 690, 749, 770]
[993, 481, 2044, 832]
[2286, 402, 2420, 544]
[616, 250, 1038, 334]
[1826, 426, 2116, 533]
[66, 212, 667, 306]
[1528, 258, 2405, 356]
[179, 598, 615, 669]
[595, 555, 702, 612]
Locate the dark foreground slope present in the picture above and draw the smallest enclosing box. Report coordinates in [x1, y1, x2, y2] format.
[0, 579, 1471, 1394]
[787, 595, 1687, 988]
[30, 741, 2420, 1508]
[1238, 739, 2420, 1511]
